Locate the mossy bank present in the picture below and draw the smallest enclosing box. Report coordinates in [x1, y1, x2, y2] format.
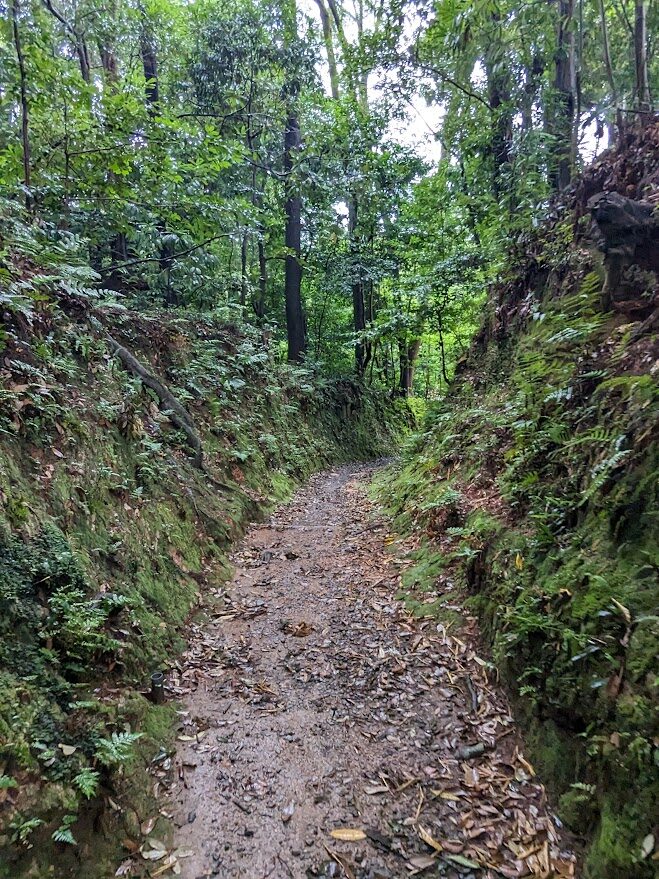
[376, 124, 659, 877]
[0, 223, 411, 876]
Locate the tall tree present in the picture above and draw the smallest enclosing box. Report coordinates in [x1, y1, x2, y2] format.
[10, 0, 31, 211]
[282, 0, 306, 361]
[549, 0, 577, 190]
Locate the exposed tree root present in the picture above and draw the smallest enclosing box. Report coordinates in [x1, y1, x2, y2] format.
[107, 335, 203, 468]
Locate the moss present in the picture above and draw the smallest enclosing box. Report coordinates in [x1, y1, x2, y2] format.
[0, 310, 412, 876]
[375, 208, 658, 876]
[586, 797, 657, 879]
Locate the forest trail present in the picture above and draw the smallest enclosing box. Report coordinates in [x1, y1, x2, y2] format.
[166, 466, 576, 879]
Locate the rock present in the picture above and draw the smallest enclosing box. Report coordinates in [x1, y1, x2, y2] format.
[588, 192, 659, 313]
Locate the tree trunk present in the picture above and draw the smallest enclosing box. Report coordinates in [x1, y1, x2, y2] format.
[42, 0, 90, 84]
[550, 0, 577, 190]
[634, 2, 651, 110]
[254, 233, 267, 319]
[597, 0, 621, 135]
[240, 232, 249, 309]
[282, 0, 306, 362]
[283, 108, 306, 361]
[11, 0, 31, 211]
[141, 17, 160, 113]
[399, 338, 421, 396]
[314, 0, 340, 99]
[349, 198, 367, 375]
[484, 13, 513, 200]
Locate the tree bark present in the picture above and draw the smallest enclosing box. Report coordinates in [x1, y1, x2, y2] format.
[550, 0, 577, 190]
[349, 198, 367, 375]
[240, 232, 249, 309]
[634, 2, 651, 110]
[484, 12, 513, 200]
[11, 0, 32, 211]
[598, 0, 620, 128]
[41, 0, 90, 84]
[141, 16, 160, 113]
[399, 338, 421, 396]
[313, 0, 340, 100]
[255, 235, 268, 319]
[283, 0, 306, 362]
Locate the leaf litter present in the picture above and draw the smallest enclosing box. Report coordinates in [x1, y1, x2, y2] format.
[133, 465, 576, 878]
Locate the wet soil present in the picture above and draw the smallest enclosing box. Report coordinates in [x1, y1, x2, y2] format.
[167, 465, 575, 879]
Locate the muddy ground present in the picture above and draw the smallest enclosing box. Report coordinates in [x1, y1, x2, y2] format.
[161, 465, 575, 879]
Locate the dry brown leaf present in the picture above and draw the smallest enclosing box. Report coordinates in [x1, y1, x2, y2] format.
[418, 825, 443, 853]
[407, 854, 436, 872]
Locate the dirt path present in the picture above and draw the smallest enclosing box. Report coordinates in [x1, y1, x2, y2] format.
[165, 465, 575, 879]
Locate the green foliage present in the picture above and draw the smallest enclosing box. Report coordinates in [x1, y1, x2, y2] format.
[377, 167, 658, 876]
[94, 732, 142, 768]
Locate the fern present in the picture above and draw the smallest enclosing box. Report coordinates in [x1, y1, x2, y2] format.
[52, 815, 77, 845]
[95, 731, 142, 767]
[73, 767, 100, 799]
[580, 450, 633, 504]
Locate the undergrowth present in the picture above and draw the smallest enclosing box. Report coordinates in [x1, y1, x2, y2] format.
[375, 155, 658, 876]
[0, 204, 412, 876]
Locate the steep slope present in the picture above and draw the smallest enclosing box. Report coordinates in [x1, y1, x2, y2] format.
[0, 206, 410, 876]
[378, 122, 658, 877]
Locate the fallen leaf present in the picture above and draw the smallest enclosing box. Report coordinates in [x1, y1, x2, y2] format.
[418, 825, 443, 853]
[58, 744, 77, 756]
[330, 828, 366, 841]
[407, 854, 436, 871]
[140, 817, 157, 836]
[641, 833, 654, 859]
[444, 853, 480, 869]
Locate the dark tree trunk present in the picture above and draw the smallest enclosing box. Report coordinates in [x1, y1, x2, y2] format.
[484, 13, 513, 199]
[349, 198, 367, 375]
[141, 18, 160, 113]
[283, 109, 306, 361]
[11, 0, 31, 211]
[399, 338, 421, 396]
[254, 234, 267, 319]
[240, 232, 249, 309]
[99, 37, 128, 292]
[42, 0, 90, 84]
[549, 0, 577, 190]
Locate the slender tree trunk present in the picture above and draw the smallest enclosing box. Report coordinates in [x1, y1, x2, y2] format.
[598, 0, 622, 137]
[314, 0, 340, 99]
[282, 0, 306, 362]
[240, 232, 248, 309]
[99, 35, 128, 292]
[283, 108, 306, 361]
[11, 0, 31, 211]
[484, 12, 513, 200]
[349, 198, 367, 375]
[254, 233, 267, 319]
[634, 2, 651, 110]
[550, 0, 577, 190]
[399, 338, 421, 396]
[522, 53, 544, 132]
[141, 16, 160, 113]
[42, 1, 90, 85]
[438, 312, 450, 385]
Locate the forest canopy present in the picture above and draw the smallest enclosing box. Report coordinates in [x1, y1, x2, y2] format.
[1, 0, 656, 390]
